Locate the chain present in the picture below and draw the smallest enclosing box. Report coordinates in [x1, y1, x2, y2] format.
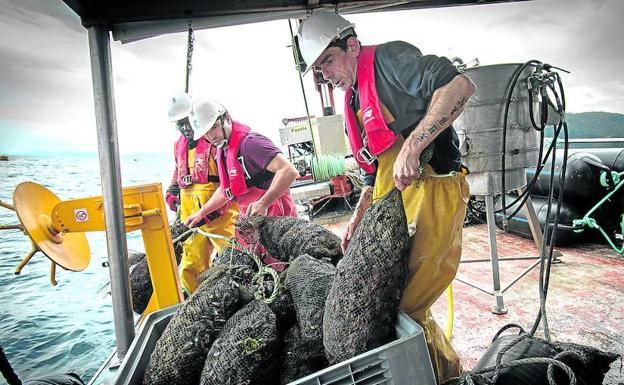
[185, 16, 194, 93]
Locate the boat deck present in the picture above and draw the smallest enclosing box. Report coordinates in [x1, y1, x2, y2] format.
[325, 222, 624, 383]
[90, 220, 623, 385]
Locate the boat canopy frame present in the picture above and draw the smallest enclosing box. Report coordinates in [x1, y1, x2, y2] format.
[64, 0, 530, 43]
[61, 0, 530, 363]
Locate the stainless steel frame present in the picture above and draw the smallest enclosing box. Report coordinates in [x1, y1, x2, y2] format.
[87, 25, 135, 363]
[455, 189, 562, 314]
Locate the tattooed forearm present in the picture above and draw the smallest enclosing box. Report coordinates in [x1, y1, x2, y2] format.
[411, 94, 470, 148]
[450, 97, 468, 116]
[423, 97, 467, 139]
[417, 121, 442, 143]
[427, 123, 439, 134]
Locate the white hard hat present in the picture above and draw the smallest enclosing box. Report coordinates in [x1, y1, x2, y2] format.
[295, 10, 355, 75]
[167, 93, 193, 122]
[189, 98, 227, 141]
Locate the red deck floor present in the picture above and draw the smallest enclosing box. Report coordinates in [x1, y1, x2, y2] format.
[324, 222, 624, 384]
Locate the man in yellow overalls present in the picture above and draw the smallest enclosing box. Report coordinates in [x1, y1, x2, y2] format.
[165, 94, 238, 294]
[296, 12, 475, 383]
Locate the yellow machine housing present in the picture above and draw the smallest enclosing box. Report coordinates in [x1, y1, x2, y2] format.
[12, 181, 182, 316]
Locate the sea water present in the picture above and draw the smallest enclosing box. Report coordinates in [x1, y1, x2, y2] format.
[0, 153, 172, 382]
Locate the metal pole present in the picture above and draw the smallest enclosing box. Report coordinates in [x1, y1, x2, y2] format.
[453, 276, 494, 296]
[320, 83, 335, 116]
[502, 259, 542, 293]
[485, 194, 507, 314]
[462, 256, 543, 263]
[87, 25, 134, 362]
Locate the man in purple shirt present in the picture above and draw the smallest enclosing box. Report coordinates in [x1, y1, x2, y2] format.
[183, 98, 299, 227]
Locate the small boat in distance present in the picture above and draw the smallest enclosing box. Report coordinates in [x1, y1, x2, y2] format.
[0, 155, 9, 161]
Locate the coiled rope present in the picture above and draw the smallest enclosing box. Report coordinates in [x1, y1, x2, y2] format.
[195, 229, 282, 305]
[456, 333, 578, 385]
[452, 323, 580, 385]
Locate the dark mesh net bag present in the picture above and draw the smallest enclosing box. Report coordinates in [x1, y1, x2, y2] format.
[129, 253, 151, 314]
[213, 246, 256, 270]
[323, 188, 410, 364]
[267, 273, 297, 333]
[200, 300, 278, 385]
[285, 254, 336, 357]
[443, 334, 620, 385]
[128, 250, 147, 266]
[142, 267, 241, 385]
[207, 246, 257, 285]
[129, 215, 187, 314]
[236, 216, 343, 265]
[129, 246, 182, 315]
[279, 323, 329, 384]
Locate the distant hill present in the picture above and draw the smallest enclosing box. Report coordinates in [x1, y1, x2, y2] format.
[558, 111, 624, 138]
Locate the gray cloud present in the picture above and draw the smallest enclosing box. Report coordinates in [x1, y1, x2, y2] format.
[1, 0, 623, 154]
[0, 0, 91, 132]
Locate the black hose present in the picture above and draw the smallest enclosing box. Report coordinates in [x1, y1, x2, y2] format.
[0, 346, 21, 385]
[497, 64, 566, 218]
[496, 117, 560, 218]
[496, 62, 569, 340]
[501, 60, 543, 229]
[528, 84, 547, 131]
[492, 323, 526, 342]
[501, 123, 562, 220]
[534, 139, 557, 340]
[530, 72, 569, 338]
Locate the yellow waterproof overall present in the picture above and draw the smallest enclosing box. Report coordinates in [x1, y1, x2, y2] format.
[372, 138, 469, 383]
[179, 148, 238, 294]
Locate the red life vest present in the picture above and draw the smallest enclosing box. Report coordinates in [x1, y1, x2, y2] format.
[174, 136, 216, 187]
[216, 121, 251, 200]
[344, 45, 398, 174]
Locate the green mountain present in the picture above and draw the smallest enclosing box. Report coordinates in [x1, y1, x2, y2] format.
[556, 111, 624, 138]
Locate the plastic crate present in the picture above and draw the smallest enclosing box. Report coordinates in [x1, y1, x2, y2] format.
[112, 305, 435, 385]
[288, 311, 436, 385]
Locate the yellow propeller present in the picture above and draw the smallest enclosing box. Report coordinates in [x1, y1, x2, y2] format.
[13, 182, 90, 275]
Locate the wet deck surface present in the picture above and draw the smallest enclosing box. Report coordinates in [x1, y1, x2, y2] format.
[324, 222, 624, 384]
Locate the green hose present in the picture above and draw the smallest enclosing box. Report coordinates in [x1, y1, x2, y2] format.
[311, 154, 346, 181]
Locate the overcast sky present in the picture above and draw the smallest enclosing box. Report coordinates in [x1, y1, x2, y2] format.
[0, 0, 622, 155]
